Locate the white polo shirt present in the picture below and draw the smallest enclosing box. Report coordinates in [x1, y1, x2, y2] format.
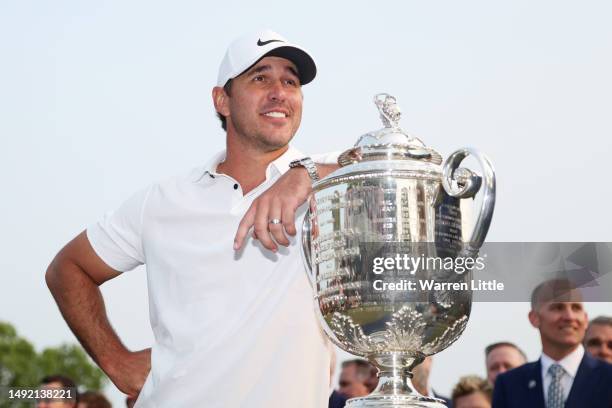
[87, 146, 331, 408]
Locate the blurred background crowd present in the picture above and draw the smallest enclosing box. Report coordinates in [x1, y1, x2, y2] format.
[329, 320, 611, 408]
[328, 280, 612, 408]
[2, 291, 610, 408]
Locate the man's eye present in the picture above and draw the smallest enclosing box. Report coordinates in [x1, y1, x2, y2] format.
[253, 75, 265, 82]
[285, 78, 299, 86]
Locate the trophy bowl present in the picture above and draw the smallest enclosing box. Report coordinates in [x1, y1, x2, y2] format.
[301, 94, 496, 407]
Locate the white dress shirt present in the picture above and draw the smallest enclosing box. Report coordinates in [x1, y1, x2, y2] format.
[540, 345, 585, 404]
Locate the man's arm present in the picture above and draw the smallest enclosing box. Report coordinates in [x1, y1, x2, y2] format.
[234, 163, 339, 251]
[46, 231, 150, 397]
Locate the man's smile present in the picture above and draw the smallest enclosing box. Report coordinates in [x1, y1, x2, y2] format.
[261, 108, 289, 118]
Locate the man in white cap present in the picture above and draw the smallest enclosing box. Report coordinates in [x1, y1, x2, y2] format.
[46, 29, 339, 407]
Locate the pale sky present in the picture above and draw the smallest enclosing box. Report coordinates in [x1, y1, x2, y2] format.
[1, 0, 611, 406]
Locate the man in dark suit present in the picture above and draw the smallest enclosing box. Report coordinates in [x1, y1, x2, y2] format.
[329, 390, 347, 408]
[493, 279, 612, 408]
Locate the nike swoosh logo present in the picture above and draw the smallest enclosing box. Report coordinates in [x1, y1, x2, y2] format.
[257, 39, 283, 46]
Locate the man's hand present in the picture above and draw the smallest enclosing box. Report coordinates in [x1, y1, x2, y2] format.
[234, 167, 312, 252]
[46, 232, 151, 399]
[106, 348, 151, 398]
[234, 163, 339, 251]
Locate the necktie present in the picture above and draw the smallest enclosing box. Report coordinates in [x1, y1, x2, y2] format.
[547, 363, 565, 408]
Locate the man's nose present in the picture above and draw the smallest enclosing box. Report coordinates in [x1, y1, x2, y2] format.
[268, 80, 286, 101]
[561, 306, 578, 320]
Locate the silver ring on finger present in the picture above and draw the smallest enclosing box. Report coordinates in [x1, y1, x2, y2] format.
[269, 218, 282, 225]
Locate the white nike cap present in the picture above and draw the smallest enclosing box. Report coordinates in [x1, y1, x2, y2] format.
[216, 29, 317, 87]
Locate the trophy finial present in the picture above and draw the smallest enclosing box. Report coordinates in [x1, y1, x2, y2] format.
[374, 93, 401, 128]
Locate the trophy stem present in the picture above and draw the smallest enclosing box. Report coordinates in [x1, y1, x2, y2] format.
[374, 367, 415, 396]
[345, 354, 447, 407]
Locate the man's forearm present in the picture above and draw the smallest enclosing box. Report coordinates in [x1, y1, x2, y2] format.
[45, 259, 128, 376]
[315, 163, 339, 180]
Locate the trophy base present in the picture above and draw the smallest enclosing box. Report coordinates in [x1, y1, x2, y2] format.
[346, 394, 447, 407]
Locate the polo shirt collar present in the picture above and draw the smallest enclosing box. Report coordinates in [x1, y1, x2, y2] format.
[268, 145, 304, 177]
[195, 146, 305, 182]
[541, 344, 584, 379]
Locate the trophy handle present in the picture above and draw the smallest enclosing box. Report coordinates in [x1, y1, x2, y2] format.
[301, 210, 316, 288]
[442, 148, 496, 257]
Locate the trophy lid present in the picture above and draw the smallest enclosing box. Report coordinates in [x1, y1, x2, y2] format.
[337, 94, 442, 167]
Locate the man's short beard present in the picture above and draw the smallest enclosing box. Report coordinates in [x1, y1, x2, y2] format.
[231, 121, 294, 152]
[256, 134, 290, 151]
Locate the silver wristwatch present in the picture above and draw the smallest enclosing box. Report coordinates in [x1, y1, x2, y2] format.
[289, 157, 320, 182]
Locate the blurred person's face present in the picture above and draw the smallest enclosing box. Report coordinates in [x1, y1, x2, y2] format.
[584, 323, 612, 363]
[529, 300, 587, 354]
[486, 346, 526, 384]
[454, 391, 491, 408]
[338, 364, 370, 399]
[36, 382, 76, 408]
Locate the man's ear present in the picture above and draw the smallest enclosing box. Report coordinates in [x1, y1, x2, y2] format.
[528, 309, 540, 329]
[212, 86, 230, 117]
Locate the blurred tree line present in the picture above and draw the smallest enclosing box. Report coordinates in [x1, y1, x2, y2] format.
[0, 321, 106, 407]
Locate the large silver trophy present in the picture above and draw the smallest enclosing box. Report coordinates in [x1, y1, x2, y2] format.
[301, 94, 496, 407]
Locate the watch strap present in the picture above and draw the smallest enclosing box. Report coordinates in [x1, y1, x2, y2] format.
[289, 157, 320, 182]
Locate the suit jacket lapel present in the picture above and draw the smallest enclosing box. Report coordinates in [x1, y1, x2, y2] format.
[565, 354, 595, 408]
[526, 359, 546, 407]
